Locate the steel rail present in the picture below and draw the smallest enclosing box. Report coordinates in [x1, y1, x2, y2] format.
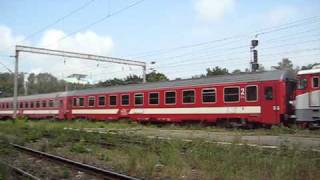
[0, 161, 41, 180]
[10, 143, 140, 180]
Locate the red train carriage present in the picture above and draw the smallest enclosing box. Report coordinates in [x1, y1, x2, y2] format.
[0, 70, 296, 127]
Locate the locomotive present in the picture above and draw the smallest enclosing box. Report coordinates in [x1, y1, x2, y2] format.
[0, 67, 319, 128]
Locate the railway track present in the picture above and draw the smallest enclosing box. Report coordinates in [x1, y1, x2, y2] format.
[10, 143, 140, 180]
[0, 161, 40, 180]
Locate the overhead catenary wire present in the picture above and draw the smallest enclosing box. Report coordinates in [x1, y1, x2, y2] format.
[49, 0, 146, 48]
[17, 0, 97, 44]
[124, 16, 320, 59]
[152, 37, 319, 69]
[51, 36, 320, 80]
[0, 61, 14, 73]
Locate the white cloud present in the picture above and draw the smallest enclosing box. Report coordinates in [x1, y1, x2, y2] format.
[28, 29, 116, 81]
[0, 25, 129, 82]
[265, 6, 297, 26]
[38, 29, 114, 55]
[0, 25, 26, 54]
[194, 0, 235, 22]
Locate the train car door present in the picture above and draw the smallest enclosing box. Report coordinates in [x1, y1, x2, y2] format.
[262, 82, 279, 124]
[57, 98, 65, 119]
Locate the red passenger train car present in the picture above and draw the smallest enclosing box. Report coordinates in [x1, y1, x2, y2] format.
[0, 70, 297, 127]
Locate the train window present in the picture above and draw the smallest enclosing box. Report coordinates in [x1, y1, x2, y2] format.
[42, 101, 47, 108]
[121, 95, 130, 106]
[59, 100, 63, 107]
[297, 79, 307, 90]
[36, 101, 40, 108]
[149, 92, 159, 105]
[79, 98, 84, 107]
[88, 97, 95, 107]
[49, 100, 54, 107]
[224, 87, 240, 102]
[183, 90, 195, 104]
[24, 102, 28, 108]
[165, 91, 176, 104]
[73, 98, 77, 106]
[312, 77, 319, 88]
[30, 102, 34, 108]
[264, 87, 273, 100]
[98, 96, 106, 106]
[19, 102, 23, 109]
[246, 86, 258, 102]
[135, 93, 144, 105]
[202, 89, 216, 103]
[109, 95, 117, 106]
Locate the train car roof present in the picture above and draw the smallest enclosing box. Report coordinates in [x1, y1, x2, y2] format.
[0, 70, 295, 102]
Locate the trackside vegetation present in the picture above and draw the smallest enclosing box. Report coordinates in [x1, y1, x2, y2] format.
[0, 119, 319, 179]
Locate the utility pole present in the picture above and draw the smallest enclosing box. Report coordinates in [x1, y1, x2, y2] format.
[250, 38, 259, 72]
[13, 50, 19, 119]
[23, 73, 28, 96]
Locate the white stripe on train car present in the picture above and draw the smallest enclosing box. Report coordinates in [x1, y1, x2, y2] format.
[129, 106, 261, 115]
[72, 109, 119, 114]
[0, 110, 14, 114]
[23, 110, 59, 114]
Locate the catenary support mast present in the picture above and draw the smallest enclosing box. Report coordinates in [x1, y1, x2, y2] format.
[12, 45, 147, 119]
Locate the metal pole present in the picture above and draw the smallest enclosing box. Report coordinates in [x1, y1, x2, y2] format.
[13, 50, 19, 119]
[142, 65, 146, 83]
[23, 72, 28, 96]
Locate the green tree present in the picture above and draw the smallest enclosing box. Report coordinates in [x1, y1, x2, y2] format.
[206, 66, 229, 76]
[274, 58, 294, 70]
[0, 73, 24, 97]
[146, 71, 168, 82]
[301, 63, 320, 70]
[27, 73, 66, 94]
[232, 69, 242, 74]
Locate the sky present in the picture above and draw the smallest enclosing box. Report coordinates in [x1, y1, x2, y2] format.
[0, 0, 319, 81]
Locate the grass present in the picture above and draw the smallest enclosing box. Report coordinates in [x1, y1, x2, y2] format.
[0, 119, 319, 179]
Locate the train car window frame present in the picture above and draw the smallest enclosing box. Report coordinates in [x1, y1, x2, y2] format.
[165, 91, 176, 105]
[224, 86, 240, 103]
[312, 76, 319, 88]
[78, 97, 85, 107]
[88, 96, 96, 107]
[245, 85, 258, 102]
[36, 101, 41, 108]
[25, 102, 29, 109]
[297, 78, 307, 90]
[264, 86, 273, 100]
[49, 100, 54, 107]
[109, 95, 117, 106]
[98, 96, 106, 107]
[42, 100, 47, 108]
[72, 98, 77, 107]
[182, 89, 196, 104]
[149, 92, 159, 105]
[202, 88, 216, 104]
[121, 94, 130, 106]
[134, 93, 144, 106]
